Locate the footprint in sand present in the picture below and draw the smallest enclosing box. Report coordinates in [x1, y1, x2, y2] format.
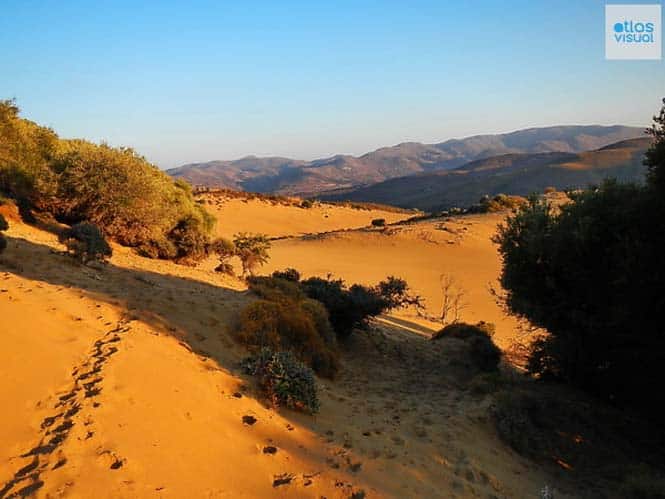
[242, 415, 257, 425]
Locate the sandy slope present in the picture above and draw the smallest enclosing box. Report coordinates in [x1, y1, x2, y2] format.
[263, 214, 524, 347]
[0, 204, 575, 498]
[201, 195, 413, 240]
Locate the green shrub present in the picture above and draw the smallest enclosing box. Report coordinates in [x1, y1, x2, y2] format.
[301, 275, 419, 339]
[136, 237, 177, 260]
[234, 298, 338, 378]
[300, 277, 379, 339]
[432, 321, 496, 340]
[300, 199, 313, 209]
[242, 349, 319, 413]
[491, 99, 665, 418]
[476, 194, 527, 213]
[1, 100, 215, 262]
[371, 218, 386, 227]
[59, 222, 112, 263]
[168, 215, 212, 262]
[271, 268, 301, 282]
[247, 275, 305, 302]
[432, 322, 501, 371]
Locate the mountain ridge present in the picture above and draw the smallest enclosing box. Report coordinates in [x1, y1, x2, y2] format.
[318, 136, 652, 211]
[168, 125, 645, 195]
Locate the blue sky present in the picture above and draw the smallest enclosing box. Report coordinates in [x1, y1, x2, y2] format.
[1, 0, 663, 168]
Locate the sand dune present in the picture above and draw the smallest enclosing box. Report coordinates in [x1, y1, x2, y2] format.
[0, 203, 574, 498]
[201, 194, 414, 240]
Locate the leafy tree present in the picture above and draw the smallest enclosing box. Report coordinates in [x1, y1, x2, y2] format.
[0, 99, 58, 203]
[494, 176, 665, 414]
[233, 232, 271, 276]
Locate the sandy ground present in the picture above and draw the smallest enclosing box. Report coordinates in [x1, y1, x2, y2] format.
[0, 201, 575, 498]
[263, 214, 524, 348]
[202, 195, 413, 240]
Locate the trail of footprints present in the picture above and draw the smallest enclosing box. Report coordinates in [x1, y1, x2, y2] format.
[0, 320, 132, 498]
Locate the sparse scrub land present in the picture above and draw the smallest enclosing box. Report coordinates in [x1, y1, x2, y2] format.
[234, 271, 421, 398]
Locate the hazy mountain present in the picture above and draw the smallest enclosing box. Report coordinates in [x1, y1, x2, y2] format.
[168, 125, 645, 195]
[319, 137, 652, 212]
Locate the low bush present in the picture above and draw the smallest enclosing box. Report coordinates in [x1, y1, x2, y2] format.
[371, 218, 385, 227]
[136, 237, 177, 260]
[242, 349, 319, 413]
[300, 276, 419, 339]
[247, 275, 305, 302]
[432, 321, 496, 340]
[300, 277, 378, 339]
[472, 194, 527, 213]
[300, 199, 313, 209]
[432, 322, 501, 372]
[168, 215, 211, 262]
[234, 297, 338, 378]
[271, 268, 301, 282]
[59, 222, 112, 263]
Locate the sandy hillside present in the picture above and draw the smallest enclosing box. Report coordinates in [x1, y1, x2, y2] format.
[0, 203, 581, 498]
[200, 193, 414, 240]
[261, 214, 523, 348]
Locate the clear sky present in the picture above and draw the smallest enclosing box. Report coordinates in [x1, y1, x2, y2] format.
[1, 0, 663, 168]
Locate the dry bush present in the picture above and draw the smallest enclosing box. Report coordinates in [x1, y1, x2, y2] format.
[59, 222, 112, 263]
[432, 321, 501, 372]
[235, 281, 339, 379]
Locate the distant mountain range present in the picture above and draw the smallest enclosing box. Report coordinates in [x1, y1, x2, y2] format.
[168, 125, 645, 196]
[319, 137, 652, 211]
